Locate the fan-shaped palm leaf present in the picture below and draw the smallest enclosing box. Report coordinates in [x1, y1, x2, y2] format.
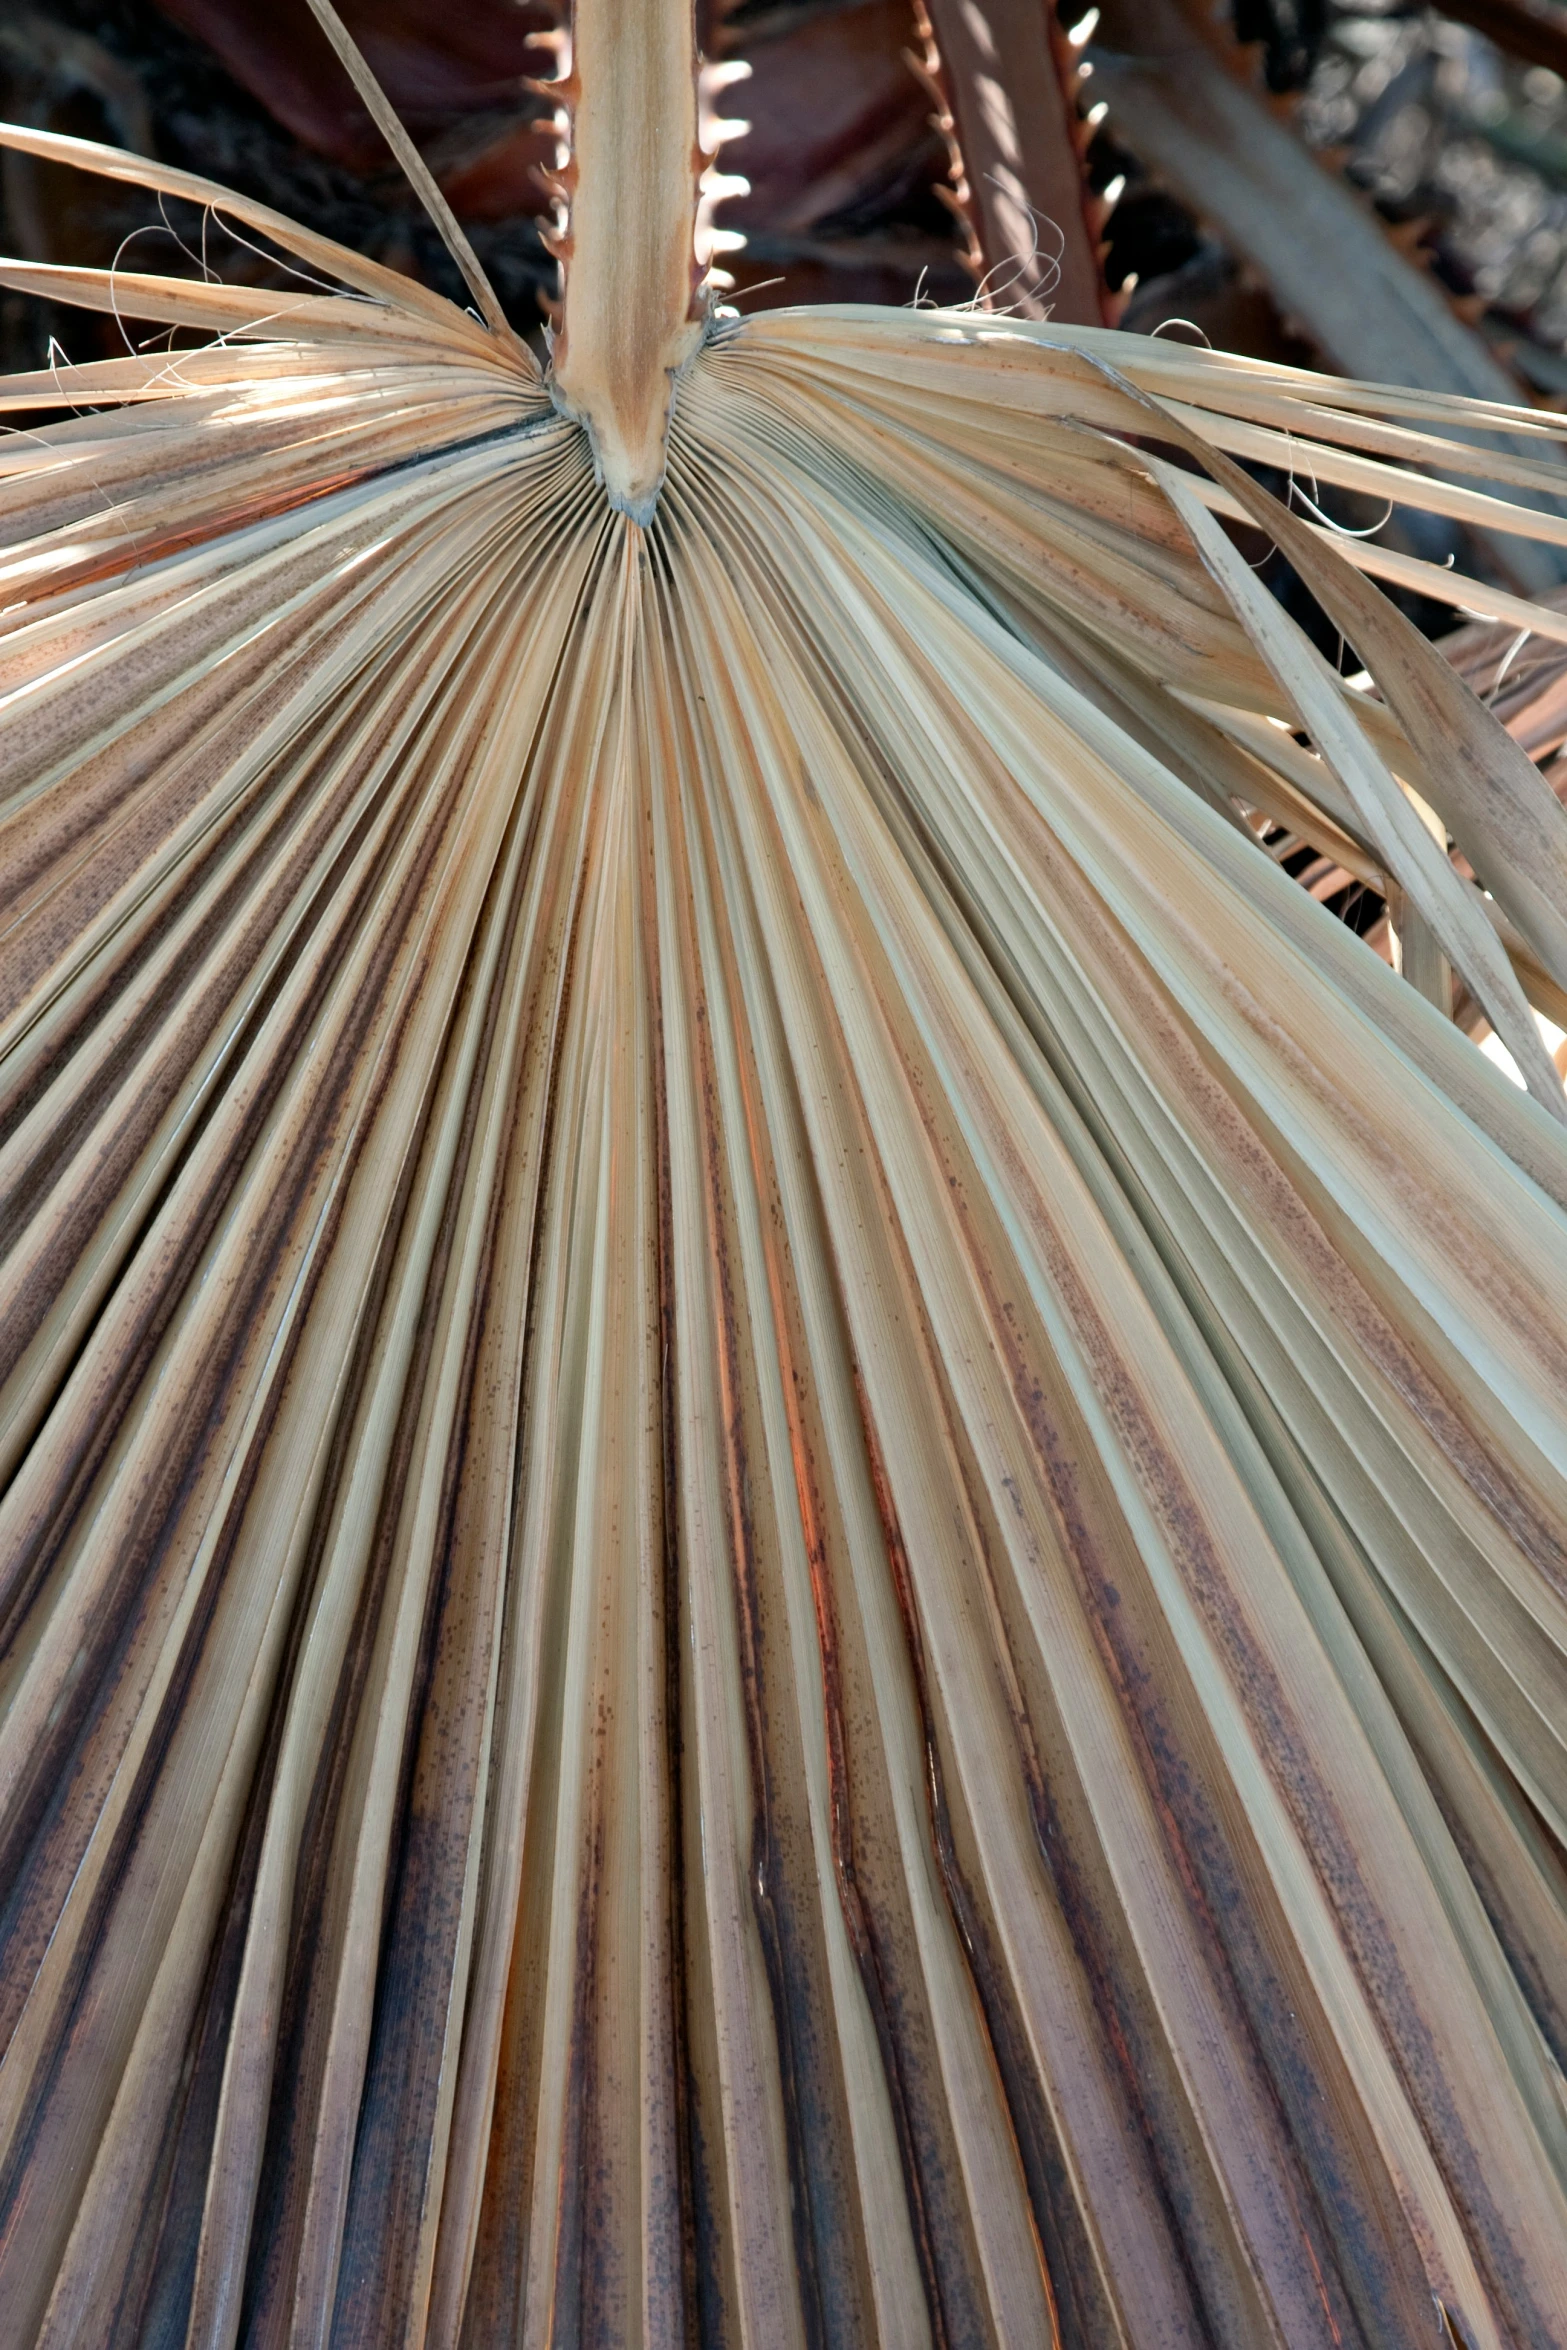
[4, 3, 1567, 2344]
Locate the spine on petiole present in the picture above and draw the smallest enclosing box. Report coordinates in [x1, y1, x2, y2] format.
[549, 0, 707, 522]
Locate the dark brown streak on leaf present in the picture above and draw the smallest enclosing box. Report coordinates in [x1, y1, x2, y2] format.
[325, 759, 556, 2345]
[851, 1386, 1079, 2350]
[713, 898, 976, 2350]
[687, 922, 837, 2350]
[635, 635, 700, 2350]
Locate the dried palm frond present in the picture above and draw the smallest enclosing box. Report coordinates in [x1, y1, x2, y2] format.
[1093, 0, 1567, 595]
[914, 0, 1107, 322]
[6, 1, 1567, 2344]
[1443, 588, 1567, 770]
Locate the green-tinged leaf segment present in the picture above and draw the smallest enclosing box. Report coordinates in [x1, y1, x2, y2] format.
[2, 124, 1567, 2350]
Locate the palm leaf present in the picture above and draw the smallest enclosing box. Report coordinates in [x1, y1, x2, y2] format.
[3, 4, 1567, 2344]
